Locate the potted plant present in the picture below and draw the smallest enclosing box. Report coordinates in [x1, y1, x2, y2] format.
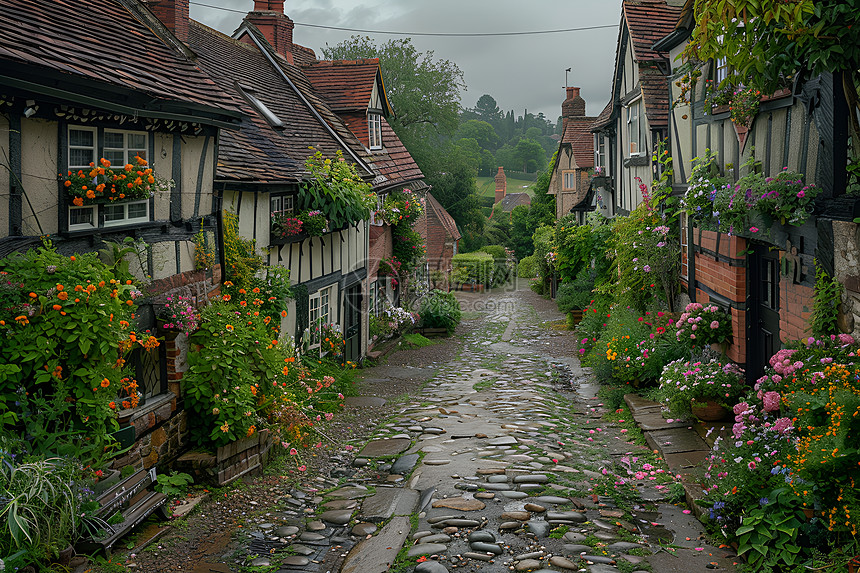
[675, 302, 733, 350]
[301, 210, 328, 236]
[157, 295, 199, 337]
[729, 87, 761, 149]
[61, 156, 158, 206]
[270, 211, 303, 239]
[657, 357, 745, 420]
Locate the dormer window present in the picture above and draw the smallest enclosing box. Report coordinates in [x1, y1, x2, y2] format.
[368, 112, 382, 150]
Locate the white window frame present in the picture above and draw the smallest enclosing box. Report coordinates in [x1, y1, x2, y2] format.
[308, 286, 332, 348]
[68, 205, 97, 231]
[562, 170, 576, 191]
[627, 98, 643, 156]
[368, 112, 383, 150]
[103, 129, 148, 167]
[103, 200, 150, 227]
[270, 194, 294, 215]
[370, 193, 385, 226]
[68, 126, 97, 169]
[595, 134, 607, 171]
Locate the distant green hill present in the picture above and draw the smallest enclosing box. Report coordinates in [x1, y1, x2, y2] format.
[476, 175, 536, 198]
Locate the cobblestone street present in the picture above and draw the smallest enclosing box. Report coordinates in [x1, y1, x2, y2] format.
[174, 281, 739, 573]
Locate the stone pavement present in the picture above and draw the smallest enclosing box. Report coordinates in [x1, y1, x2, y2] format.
[231, 285, 738, 573]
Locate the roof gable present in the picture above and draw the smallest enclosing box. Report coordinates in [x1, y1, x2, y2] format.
[301, 59, 392, 115]
[562, 117, 598, 168]
[426, 193, 460, 240]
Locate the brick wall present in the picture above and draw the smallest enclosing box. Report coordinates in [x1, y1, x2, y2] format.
[779, 280, 814, 342]
[111, 266, 221, 473]
[691, 229, 748, 366]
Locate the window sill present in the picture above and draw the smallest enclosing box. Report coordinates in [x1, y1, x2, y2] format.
[623, 155, 650, 168]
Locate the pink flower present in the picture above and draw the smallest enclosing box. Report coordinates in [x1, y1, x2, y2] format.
[762, 391, 781, 412]
[325, 412, 334, 421]
[290, 448, 298, 456]
[749, 226, 759, 233]
[797, 190, 805, 198]
[710, 320, 719, 329]
[298, 465, 306, 471]
[748, 461, 756, 470]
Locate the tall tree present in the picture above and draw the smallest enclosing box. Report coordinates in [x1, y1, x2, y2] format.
[474, 94, 502, 123]
[456, 120, 500, 150]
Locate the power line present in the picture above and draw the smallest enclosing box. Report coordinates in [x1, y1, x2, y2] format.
[189, 1, 616, 37]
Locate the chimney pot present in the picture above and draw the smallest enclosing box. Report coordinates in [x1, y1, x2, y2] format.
[247, 1, 294, 61]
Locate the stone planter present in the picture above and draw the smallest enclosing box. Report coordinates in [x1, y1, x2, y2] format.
[213, 429, 272, 486]
[691, 399, 729, 421]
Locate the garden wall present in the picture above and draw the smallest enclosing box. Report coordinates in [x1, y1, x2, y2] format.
[110, 266, 222, 473]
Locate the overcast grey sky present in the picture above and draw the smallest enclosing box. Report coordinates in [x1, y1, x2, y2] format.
[190, 1, 622, 121]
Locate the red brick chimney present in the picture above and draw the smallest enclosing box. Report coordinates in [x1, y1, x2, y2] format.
[561, 86, 586, 133]
[247, 0, 295, 63]
[494, 166, 507, 204]
[147, 0, 190, 42]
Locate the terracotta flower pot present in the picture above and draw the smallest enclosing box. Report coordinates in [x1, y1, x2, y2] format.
[691, 399, 729, 421]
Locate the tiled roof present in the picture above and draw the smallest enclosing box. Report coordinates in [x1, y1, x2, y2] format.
[188, 21, 365, 183]
[0, 0, 241, 122]
[366, 118, 425, 189]
[426, 193, 460, 240]
[623, 0, 683, 62]
[591, 101, 614, 132]
[301, 59, 389, 113]
[562, 117, 597, 168]
[640, 65, 670, 129]
[499, 193, 531, 212]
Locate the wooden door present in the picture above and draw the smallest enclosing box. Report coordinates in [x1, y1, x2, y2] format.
[747, 243, 780, 383]
[343, 283, 362, 363]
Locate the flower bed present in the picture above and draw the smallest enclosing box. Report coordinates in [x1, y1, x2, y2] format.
[698, 334, 860, 569]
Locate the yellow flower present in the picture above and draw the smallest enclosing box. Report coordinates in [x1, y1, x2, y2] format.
[220, 422, 229, 432]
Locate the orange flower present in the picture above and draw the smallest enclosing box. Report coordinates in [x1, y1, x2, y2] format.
[100, 378, 110, 388]
[109, 401, 116, 409]
[70, 256, 75, 261]
[225, 324, 234, 332]
[14, 315, 28, 325]
[64, 180, 71, 187]
[222, 294, 231, 302]
[72, 197, 84, 207]
[239, 289, 246, 294]
[57, 291, 68, 300]
[52, 304, 62, 311]
[122, 400, 131, 409]
[252, 288, 260, 293]
[28, 292, 36, 298]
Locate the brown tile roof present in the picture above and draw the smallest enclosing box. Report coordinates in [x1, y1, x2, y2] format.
[623, 0, 683, 62]
[188, 21, 367, 183]
[426, 193, 460, 240]
[366, 118, 424, 190]
[640, 65, 670, 129]
[0, 0, 241, 122]
[562, 117, 597, 168]
[301, 59, 391, 114]
[591, 101, 614, 132]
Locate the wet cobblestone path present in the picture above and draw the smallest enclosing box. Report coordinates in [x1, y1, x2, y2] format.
[186, 283, 739, 573]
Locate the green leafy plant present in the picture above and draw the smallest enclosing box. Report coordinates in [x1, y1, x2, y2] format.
[300, 210, 327, 236]
[297, 149, 376, 230]
[0, 240, 154, 462]
[418, 290, 461, 335]
[657, 357, 745, 417]
[736, 494, 804, 570]
[192, 231, 216, 270]
[154, 471, 193, 497]
[451, 252, 493, 286]
[377, 188, 424, 225]
[811, 261, 843, 337]
[0, 457, 82, 561]
[728, 87, 762, 126]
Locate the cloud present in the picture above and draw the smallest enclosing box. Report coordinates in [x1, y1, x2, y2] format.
[189, 0, 622, 119]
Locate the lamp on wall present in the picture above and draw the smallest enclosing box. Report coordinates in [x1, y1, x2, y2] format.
[23, 99, 37, 118]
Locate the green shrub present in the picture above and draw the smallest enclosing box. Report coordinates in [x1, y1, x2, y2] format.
[419, 290, 462, 334]
[452, 252, 493, 286]
[556, 269, 595, 313]
[518, 255, 538, 278]
[479, 245, 511, 286]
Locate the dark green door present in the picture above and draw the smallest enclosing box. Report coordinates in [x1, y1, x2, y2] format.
[747, 243, 780, 383]
[344, 283, 362, 363]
